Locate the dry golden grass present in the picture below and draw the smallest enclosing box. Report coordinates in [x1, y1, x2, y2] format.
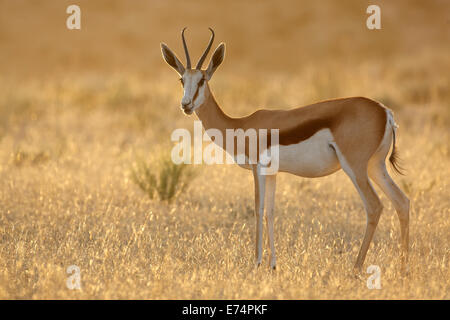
[0, 0, 448, 299]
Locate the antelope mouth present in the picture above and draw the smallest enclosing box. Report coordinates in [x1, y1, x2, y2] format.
[182, 105, 194, 115]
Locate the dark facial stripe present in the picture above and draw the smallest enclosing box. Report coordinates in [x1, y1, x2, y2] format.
[192, 80, 203, 104]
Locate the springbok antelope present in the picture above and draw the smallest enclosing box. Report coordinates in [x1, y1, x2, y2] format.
[161, 28, 410, 271]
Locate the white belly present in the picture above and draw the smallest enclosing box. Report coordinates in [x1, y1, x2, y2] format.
[278, 129, 340, 177]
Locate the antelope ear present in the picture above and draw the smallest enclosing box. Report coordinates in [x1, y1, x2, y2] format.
[206, 43, 225, 80]
[161, 43, 185, 75]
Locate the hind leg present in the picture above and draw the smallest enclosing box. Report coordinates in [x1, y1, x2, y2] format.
[331, 142, 383, 270]
[350, 172, 383, 270]
[369, 163, 410, 266]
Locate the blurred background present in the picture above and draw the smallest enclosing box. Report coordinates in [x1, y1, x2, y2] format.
[0, 0, 448, 299]
[1, 0, 449, 77]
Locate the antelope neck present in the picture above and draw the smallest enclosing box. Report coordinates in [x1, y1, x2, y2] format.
[194, 87, 237, 133]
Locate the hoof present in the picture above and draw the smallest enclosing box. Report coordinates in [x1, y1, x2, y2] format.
[352, 265, 363, 278]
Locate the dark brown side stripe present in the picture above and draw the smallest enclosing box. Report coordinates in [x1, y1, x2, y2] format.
[278, 118, 333, 146]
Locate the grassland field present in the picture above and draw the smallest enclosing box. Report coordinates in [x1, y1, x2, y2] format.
[0, 0, 448, 299]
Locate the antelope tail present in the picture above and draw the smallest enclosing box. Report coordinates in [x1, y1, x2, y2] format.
[388, 114, 404, 175]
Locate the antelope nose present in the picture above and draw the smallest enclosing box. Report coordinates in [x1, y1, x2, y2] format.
[181, 99, 191, 109]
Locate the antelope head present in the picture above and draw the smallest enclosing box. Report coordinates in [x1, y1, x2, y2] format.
[161, 28, 225, 115]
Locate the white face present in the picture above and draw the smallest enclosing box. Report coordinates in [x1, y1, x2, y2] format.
[161, 37, 225, 114]
[180, 70, 208, 115]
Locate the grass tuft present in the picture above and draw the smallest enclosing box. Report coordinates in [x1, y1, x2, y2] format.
[131, 154, 196, 203]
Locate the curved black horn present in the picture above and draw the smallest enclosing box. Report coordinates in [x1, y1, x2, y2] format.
[196, 27, 215, 70]
[181, 27, 191, 69]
